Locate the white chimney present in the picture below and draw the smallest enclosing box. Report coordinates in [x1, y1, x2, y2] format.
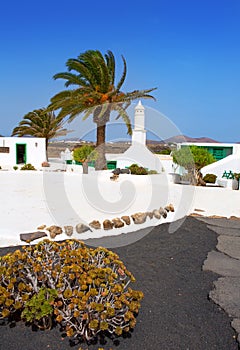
[132, 100, 146, 145]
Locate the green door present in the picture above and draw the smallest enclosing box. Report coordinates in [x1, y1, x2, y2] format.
[16, 144, 27, 164]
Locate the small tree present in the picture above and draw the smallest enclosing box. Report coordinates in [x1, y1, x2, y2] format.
[73, 145, 98, 174]
[172, 146, 216, 185]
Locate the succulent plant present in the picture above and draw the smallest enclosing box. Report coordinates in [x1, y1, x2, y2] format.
[0, 240, 143, 343]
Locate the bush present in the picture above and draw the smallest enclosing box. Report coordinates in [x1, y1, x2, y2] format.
[203, 173, 217, 183]
[73, 145, 98, 163]
[129, 164, 158, 175]
[13, 166, 18, 171]
[129, 164, 148, 175]
[0, 240, 143, 343]
[20, 163, 36, 171]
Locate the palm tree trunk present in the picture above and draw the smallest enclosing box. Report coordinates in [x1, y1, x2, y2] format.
[95, 123, 107, 170]
[46, 138, 49, 161]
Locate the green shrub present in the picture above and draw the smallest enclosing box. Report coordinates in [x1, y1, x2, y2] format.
[0, 240, 143, 343]
[128, 163, 138, 172]
[73, 145, 98, 163]
[20, 163, 36, 171]
[203, 173, 217, 183]
[13, 166, 18, 171]
[129, 164, 148, 175]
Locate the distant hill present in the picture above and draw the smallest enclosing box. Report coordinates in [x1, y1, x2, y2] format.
[162, 135, 220, 144]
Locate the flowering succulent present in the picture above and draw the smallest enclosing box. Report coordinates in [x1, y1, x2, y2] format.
[0, 240, 143, 343]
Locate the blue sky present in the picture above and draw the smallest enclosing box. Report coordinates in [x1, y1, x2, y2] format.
[1, 0, 240, 142]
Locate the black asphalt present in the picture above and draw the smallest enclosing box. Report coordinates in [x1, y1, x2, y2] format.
[0, 217, 239, 350]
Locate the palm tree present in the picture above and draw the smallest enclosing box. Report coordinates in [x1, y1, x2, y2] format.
[12, 108, 69, 160]
[48, 50, 156, 169]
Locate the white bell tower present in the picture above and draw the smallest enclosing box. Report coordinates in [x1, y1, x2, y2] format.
[132, 100, 146, 145]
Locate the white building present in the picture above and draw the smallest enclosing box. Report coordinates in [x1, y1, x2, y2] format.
[175, 142, 240, 187]
[0, 137, 46, 169]
[177, 142, 240, 160]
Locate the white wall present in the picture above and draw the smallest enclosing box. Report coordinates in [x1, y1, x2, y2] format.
[0, 137, 46, 168]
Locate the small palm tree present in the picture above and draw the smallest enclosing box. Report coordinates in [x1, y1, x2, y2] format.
[48, 50, 156, 169]
[12, 108, 69, 160]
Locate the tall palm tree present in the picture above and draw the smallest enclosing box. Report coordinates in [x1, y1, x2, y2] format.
[12, 108, 69, 160]
[48, 50, 156, 169]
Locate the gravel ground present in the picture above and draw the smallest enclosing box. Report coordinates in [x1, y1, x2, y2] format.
[0, 217, 239, 350]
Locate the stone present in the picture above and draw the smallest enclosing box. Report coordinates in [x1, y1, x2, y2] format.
[75, 223, 91, 234]
[197, 217, 240, 229]
[131, 212, 147, 225]
[159, 207, 167, 218]
[202, 250, 240, 277]
[64, 225, 73, 236]
[20, 231, 48, 243]
[230, 216, 240, 221]
[112, 218, 124, 228]
[147, 211, 154, 219]
[189, 213, 204, 217]
[112, 168, 121, 175]
[207, 225, 240, 237]
[103, 219, 114, 230]
[37, 224, 46, 230]
[152, 209, 161, 219]
[41, 161, 50, 167]
[217, 235, 240, 260]
[110, 174, 119, 181]
[121, 216, 131, 225]
[89, 220, 101, 229]
[208, 215, 227, 219]
[165, 203, 175, 212]
[46, 225, 63, 239]
[210, 277, 240, 318]
[120, 168, 130, 174]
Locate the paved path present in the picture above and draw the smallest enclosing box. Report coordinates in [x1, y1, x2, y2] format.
[200, 217, 240, 345]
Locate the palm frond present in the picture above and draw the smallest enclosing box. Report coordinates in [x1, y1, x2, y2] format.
[105, 50, 115, 85]
[116, 55, 127, 92]
[82, 106, 96, 121]
[53, 72, 89, 88]
[114, 104, 132, 135]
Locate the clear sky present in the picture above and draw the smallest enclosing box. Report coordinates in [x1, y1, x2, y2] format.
[1, 0, 240, 142]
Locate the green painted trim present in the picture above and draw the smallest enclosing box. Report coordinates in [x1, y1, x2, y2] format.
[16, 143, 27, 164]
